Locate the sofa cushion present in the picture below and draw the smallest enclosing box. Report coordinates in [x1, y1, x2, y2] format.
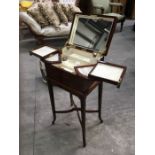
[39, 2, 61, 30]
[53, 2, 68, 25]
[69, 4, 81, 13]
[104, 13, 125, 21]
[20, 12, 72, 37]
[91, 0, 110, 13]
[61, 4, 73, 21]
[61, 4, 81, 21]
[41, 22, 72, 37]
[27, 3, 49, 27]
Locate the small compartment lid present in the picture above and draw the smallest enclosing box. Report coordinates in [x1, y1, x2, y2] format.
[30, 46, 58, 59]
[88, 62, 126, 87]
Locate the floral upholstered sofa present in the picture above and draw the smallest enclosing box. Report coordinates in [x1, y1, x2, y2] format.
[19, 0, 81, 43]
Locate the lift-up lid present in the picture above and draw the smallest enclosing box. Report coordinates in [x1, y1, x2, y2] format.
[67, 13, 117, 56]
[75, 62, 126, 87]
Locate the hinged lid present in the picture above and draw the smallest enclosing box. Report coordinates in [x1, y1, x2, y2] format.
[88, 62, 126, 87]
[30, 46, 59, 59]
[30, 46, 62, 64]
[74, 62, 126, 87]
[67, 13, 117, 56]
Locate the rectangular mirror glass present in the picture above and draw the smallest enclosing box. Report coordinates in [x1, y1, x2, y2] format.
[68, 14, 117, 55]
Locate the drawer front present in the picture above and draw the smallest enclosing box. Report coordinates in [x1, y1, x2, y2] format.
[45, 63, 96, 93]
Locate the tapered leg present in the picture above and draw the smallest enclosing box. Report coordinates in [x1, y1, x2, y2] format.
[98, 83, 103, 123]
[120, 21, 124, 32]
[69, 93, 74, 106]
[80, 97, 86, 147]
[39, 61, 47, 83]
[47, 81, 56, 125]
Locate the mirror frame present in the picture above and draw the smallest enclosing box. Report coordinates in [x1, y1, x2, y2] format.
[66, 13, 117, 56]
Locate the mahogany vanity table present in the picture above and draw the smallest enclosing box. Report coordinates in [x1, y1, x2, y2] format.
[30, 14, 126, 147]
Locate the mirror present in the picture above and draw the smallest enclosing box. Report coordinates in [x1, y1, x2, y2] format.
[68, 14, 117, 55]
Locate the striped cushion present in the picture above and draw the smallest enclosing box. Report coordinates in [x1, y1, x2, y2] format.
[39, 2, 61, 30]
[27, 3, 49, 27]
